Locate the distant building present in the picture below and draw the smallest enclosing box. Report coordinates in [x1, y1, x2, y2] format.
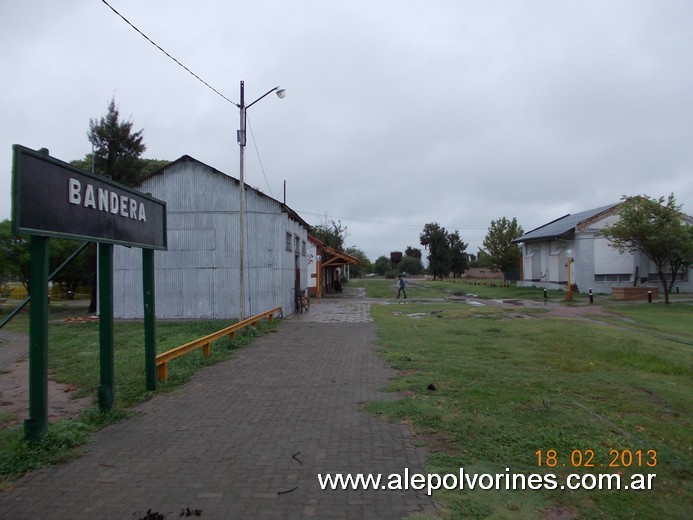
[113, 155, 309, 318]
[513, 204, 693, 294]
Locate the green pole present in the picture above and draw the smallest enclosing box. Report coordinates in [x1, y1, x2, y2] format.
[98, 243, 115, 411]
[25, 236, 49, 441]
[143, 248, 157, 391]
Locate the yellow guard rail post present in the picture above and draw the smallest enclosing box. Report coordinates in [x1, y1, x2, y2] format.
[155, 306, 282, 383]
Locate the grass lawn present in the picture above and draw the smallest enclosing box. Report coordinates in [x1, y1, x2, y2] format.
[352, 277, 566, 301]
[353, 279, 692, 519]
[0, 302, 276, 484]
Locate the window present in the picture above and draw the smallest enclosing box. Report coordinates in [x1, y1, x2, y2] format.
[302, 240, 307, 256]
[650, 272, 688, 282]
[594, 274, 631, 282]
[285, 232, 293, 252]
[294, 235, 301, 253]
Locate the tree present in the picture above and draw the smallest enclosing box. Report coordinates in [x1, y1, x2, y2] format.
[70, 156, 169, 183]
[392, 247, 424, 275]
[0, 221, 93, 297]
[137, 158, 171, 179]
[344, 247, 371, 277]
[397, 255, 424, 275]
[310, 218, 347, 251]
[404, 246, 422, 260]
[447, 230, 469, 278]
[374, 256, 390, 275]
[419, 223, 468, 279]
[49, 240, 95, 299]
[420, 222, 451, 280]
[481, 217, 524, 279]
[600, 194, 693, 304]
[0, 219, 30, 289]
[88, 97, 147, 186]
[474, 249, 492, 268]
[84, 98, 149, 312]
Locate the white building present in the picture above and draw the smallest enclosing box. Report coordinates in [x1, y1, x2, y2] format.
[113, 155, 309, 318]
[514, 204, 693, 294]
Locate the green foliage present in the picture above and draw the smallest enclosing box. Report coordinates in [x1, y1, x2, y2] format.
[374, 255, 390, 275]
[0, 219, 30, 287]
[137, 158, 170, 179]
[88, 97, 146, 186]
[0, 222, 96, 296]
[481, 216, 524, 277]
[310, 218, 347, 250]
[48, 240, 95, 298]
[398, 255, 424, 275]
[420, 222, 451, 279]
[344, 246, 371, 277]
[601, 194, 693, 303]
[0, 419, 93, 482]
[405, 246, 422, 259]
[447, 230, 468, 277]
[69, 157, 170, 186]
[419, 223, 468, 279]
[474, 248, 492, 268]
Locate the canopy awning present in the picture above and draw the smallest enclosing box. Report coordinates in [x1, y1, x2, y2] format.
[322, 246, 359, 267]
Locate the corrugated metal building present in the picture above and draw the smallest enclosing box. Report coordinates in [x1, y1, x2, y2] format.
[113, 156, 309, 319]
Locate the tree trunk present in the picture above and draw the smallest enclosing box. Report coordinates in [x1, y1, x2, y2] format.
[656, 266, 670, 304]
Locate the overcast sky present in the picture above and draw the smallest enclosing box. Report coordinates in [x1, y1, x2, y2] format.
[2, 0, 691, 262]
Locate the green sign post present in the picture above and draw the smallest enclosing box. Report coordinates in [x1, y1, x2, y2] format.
[26, 236, 49, 440]
[143, 248, 157, 391]
[12, 145, 167, 441]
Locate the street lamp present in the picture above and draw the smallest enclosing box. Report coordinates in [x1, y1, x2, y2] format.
[565, 248, 574, 301]
[236, 81, 285, 319]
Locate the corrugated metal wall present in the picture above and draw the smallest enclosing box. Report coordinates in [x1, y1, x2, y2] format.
[113, 158, 307, 319]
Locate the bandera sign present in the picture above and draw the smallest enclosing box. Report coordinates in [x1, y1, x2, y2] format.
[11, 144, 167, 441]
[13, 144, 166, 249]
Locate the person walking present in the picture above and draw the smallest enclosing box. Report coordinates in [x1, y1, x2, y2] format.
[397, 274, 407, 299]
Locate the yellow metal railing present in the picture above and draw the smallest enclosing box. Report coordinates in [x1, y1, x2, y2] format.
[155, 306, 282, 382]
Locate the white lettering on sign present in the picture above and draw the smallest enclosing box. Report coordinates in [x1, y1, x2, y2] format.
[68, 178, 147, 222]
[84, 184, 96, 209]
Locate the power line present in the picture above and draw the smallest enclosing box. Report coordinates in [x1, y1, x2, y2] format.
[296, 209, 487, 231]
[101, 0, 281, 195]
[101, 0, 235, 106]
[246, 113, 274, 198]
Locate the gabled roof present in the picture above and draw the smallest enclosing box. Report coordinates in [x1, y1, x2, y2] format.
[307, 234, 359, 266]
[513, 203, 619, 243]
[140, 155, 310, 228]
[324, 245, 359, 266]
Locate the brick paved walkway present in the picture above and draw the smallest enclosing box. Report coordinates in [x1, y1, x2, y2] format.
[0, 292, 437, 519]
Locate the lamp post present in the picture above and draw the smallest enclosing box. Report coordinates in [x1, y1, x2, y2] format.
[236, 81, 285, 319]
[565, 248, 574, 301]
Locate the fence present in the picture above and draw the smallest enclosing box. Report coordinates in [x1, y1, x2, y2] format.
[155, 306, 282, 382]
